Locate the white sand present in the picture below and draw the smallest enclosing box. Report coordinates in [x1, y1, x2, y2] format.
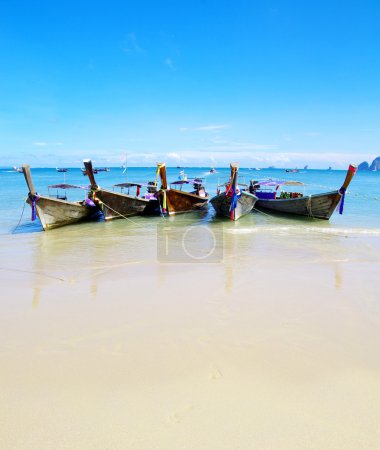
[1, 228, 380, 449]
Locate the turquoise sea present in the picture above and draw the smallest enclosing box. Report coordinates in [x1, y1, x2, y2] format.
[0, 166, 379, 235]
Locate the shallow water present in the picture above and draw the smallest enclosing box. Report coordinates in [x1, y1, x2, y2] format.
[1, 166, 379, 233]
[0, 167, 380, 449]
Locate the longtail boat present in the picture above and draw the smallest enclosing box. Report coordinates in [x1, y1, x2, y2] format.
[156, 162, 209, 215]
[22, 165, 98, 230]
[210, 162, 257, 221]
[83, 159, 159, 220]
[250, 164, 357, 219]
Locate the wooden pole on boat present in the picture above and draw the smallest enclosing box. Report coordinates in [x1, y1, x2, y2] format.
[157, 162, 168, 189]
[21, 164, 37, 195]
[340, 164, 357, 192]
[230, 162, 239, 189]
[83, 159, 98, 189]
[230, 162, 239, 221]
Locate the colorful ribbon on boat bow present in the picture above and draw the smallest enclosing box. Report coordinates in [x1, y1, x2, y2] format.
[85, 198, 96, 207]
[90, 189, 104, 210]
[338, 187, 346, 215]
[338, 164, 357, 215]
[229, 188, 240, 220]
[161, 190, 167, 213]
[227, 182, 241, 220]
[29, 193, 40, 221]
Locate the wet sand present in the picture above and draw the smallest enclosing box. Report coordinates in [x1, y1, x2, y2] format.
[1, 222, 380, 449]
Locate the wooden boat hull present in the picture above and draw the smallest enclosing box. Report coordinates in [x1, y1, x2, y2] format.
[256, 190, 342, 219]
[27, 196, 96, 230]
[91, 189, 159, 220]
[210, 191, 257, 221]
[159, 189, 209, 215]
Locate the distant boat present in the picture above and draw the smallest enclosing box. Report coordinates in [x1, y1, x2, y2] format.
[210, 167, 217, 173]
[82, 167, 99, 175]
[285, 168, 299, 173]
[178, 170, 187, 181]
[303, 165, 308, 170]
[56, 167, 68, 173]
[328, 166, 332, 171]
[21, 165, 99, 230]
[250, 168, 261, 171]
[250, 164, 357, 220]
[176, 158, 184, 169]
[13, 166, 23, 173]
[96, 167, 110, 172]
[210, 162, 257, 221]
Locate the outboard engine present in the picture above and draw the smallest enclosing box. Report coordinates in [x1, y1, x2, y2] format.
[193, 178, 207, 197]
[147, 181, 158, 193]
[193, 181, 203, 192]
[249, 180, 259, 194]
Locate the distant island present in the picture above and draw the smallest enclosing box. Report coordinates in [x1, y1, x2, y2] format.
[358, 156, 380, 171]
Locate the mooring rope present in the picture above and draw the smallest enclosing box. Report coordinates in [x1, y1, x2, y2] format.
[98, 196, 168, 223]
[252, 207, 273, 217]
[12, 199, 27, 233]
[307, 195, 314, 218]
[97, 199, 139, 225]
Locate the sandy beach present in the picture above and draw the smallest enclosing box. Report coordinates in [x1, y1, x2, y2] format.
[1, 219, 380, 449]
[2, 0, 380, 446]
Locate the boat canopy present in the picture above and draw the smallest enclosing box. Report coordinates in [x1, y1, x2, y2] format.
[114, 182, 144, 188]
[48, 183, 90, 190]
[218, 180, 249, 188]
[252, 179, 304, 187]
[170, 178, 205, 186]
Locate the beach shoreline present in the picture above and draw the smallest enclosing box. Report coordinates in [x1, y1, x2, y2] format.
[1, 225, 380, 449]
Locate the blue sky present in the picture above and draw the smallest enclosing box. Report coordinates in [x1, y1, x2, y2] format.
[1, 0, 379, 168]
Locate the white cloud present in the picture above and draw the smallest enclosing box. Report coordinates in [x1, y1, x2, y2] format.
[204, 141, 277, 152]
[131, 152, 158, 165]
[12, 144, 369, 169]
[165, 58, 175, 70]
[123, 150, 363, 168]
[166, 152, 181, 161]
[179, 124, 229, 132]
[33, 142, 63, 147]
[123, 33, 143, 53]
[195, 124, 229, 131]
